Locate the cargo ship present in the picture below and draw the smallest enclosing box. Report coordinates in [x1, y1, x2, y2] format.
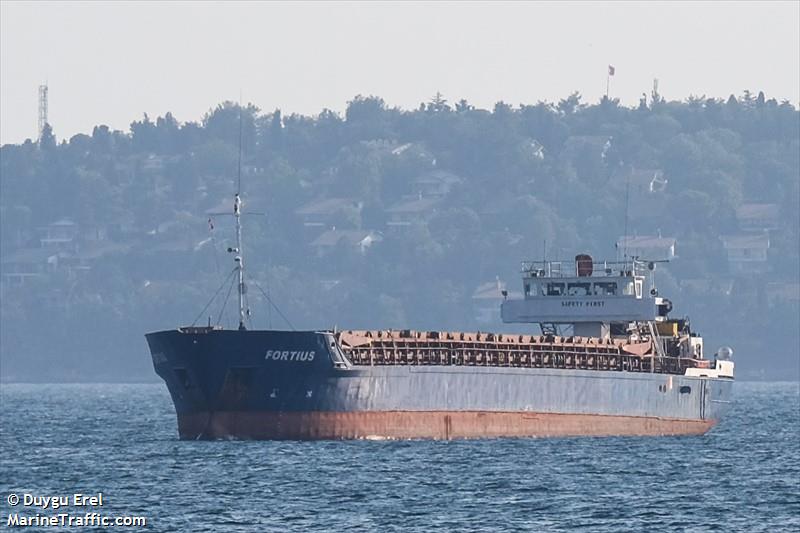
[146, 195, 734, 440]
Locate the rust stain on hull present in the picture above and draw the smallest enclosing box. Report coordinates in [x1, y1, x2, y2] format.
[178, 411, 715, 440]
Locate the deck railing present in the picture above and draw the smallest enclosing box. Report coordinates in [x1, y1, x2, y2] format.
[520, 258, 649, 278]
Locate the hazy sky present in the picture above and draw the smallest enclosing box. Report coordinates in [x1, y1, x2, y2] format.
[1, 1, 798, 144]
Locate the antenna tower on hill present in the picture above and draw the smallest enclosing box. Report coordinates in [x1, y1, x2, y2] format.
[38, 83, 49, 141]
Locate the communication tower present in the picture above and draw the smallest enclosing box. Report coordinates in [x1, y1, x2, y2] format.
[38, 84, 48, 140]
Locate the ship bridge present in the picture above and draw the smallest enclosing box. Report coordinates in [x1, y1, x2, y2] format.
[501, 255, 671, 338]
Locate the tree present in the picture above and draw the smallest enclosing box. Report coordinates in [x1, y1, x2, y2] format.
[643, 114, 682, 146]
[155, 112, 180, 152]
[258, 109, 284, 154]
[343, 95, 392, 141]
[203, 101, 258, 155]
[39, 123, 56, 151]
[493, 101, 513, 118]
[651, 83, 663, 107]
[455, 99, 473, 112]
[345, 95, 386, 123]
[428, 92, 450, 113]
[130, 113, 157, 152]
[91, 125, 113, 154]
[557, 92, 583, 115]
[271, 109, 283, 140]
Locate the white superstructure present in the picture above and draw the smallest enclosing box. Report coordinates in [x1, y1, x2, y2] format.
[500, 254, 734, 378]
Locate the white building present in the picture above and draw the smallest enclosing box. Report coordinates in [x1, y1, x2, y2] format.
[721, 233, 770, 275]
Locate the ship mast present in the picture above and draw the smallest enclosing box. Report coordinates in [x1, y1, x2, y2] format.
[234, 193, 246, 330]
[234, 104, 247, 330]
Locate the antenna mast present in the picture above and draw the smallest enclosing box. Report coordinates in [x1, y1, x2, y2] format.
[38, 84, 48, 141]
[234, 103, 247, 330]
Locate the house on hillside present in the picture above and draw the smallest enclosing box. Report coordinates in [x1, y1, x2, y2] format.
[1, 248, 59, 285]
[391, 142, 435, 164]
[764, 282, 800, 307]
[310, 229, 382, 255]
[736, 203, 780, 232]
[385, 196, 441, 228]
[411, 170, 462, 199]
[53, 252, 93, 280]
[39, 219, 79, 250]
[721, 233, 770, 275]
[616, 235, 676, 261]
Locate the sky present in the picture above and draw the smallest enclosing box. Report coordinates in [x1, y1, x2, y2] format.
[1, 1, 798, 144]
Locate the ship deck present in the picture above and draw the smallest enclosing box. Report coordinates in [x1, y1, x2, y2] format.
[337, 329, 707, 375]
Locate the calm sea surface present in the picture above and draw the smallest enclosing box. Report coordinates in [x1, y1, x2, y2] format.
[1, 381, 798, 532]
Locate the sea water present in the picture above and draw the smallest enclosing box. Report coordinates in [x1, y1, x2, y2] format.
[1, 382, 798, 532]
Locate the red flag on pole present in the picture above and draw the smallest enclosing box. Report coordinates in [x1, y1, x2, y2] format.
[608, 65, 616, 76]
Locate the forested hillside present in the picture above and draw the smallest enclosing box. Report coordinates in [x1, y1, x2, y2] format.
[1, 91, 798, 380]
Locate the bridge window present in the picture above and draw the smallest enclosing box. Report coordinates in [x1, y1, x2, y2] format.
[593, 282, 618, 296]
[567, 282, 591, 296]
[545, 282, 565, 296]
[635, 280, 642, 298]
[525, 283, 542, 296]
